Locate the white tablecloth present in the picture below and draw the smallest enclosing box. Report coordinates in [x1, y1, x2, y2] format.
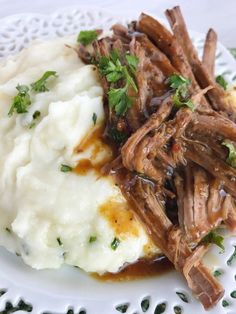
[0, 0, 235, 47]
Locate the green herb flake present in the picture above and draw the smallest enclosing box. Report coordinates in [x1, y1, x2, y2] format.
[202, 230, 224, 251]
[29, 110, 41, 129]
[222, 299, 230, 307]
[92, 112, 97, 125]
[227, 246, 236, 265]
[111, 237, 120, 250]
[5, 227, 11, 233]
[60, 164, 73, 172]
[8, 84, 31, 116]
[33, 110, 41, 119]
[89, 236, 97, 243]
[57, 237, 62, 246]
[97, 50, 138, 116]
[168, 74, 195, 111]
[216, 75, 228, 90]
[108, 87, 133, 116]
[173, 92, 195, 110]
[125, 54, 139, 73]
[213, 269, 222, 277]
[77, 30, 98, 46]
[168, 74, 190, 90]
[31, 71, 58, 93]
[222, 140, 236, 168]
[176, 291, 189, 303]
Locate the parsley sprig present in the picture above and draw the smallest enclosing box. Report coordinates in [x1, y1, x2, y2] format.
[168, 74, 194, 110]
[31, 71, 58, 93]
[28, 110, 41, 129]
[8, 85, 31, 116]
[77, 30, 98, 46]
[222, 140, 236, 168]
[8, 71, 58, 117]
[60, 164, 73, 172]
[98, 51, 139, 116]
[111, 237, 120, 250]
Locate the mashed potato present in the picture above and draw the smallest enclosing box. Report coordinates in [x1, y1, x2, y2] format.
[0, 36, 159, 273]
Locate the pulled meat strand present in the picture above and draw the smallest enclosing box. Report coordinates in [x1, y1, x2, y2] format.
[137, 12, 211, 110]
[165, 6, 236, 121]
[121, 96, 173, 170]
[202, 29, 217, 77]
[120, 175, 224, 309]
[185, 141, 236, 198]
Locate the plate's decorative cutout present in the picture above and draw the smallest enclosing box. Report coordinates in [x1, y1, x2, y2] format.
[0, 6, 236, 314]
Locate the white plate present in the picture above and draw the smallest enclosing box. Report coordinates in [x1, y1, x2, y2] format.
[1, 6, 236, 314]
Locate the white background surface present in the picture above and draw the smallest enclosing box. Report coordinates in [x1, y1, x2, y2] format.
[0, 0, 235, 47]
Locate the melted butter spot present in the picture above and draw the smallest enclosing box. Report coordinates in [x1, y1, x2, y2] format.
[99, 198, 140, 238]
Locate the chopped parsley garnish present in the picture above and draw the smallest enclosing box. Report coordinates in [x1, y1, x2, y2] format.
[97, 50, 138, 115]
[168, 74, 194, 111]
[57, 237, 62, 246]
[108, 127, 127, 143]
[216, 75, 228, 90]
[222, 140, 236, 168]
[125, 54, 139, 74]
[8, 85, 31, 116]
[60, 164, 73, 172]
[202, 230, 224, 251]
[89, 236, 97, 243]
[33, 110, 41, 119]
[29, 110, 41, 129]
[77, 30, 98, 46]
[31, 71, 58, 93]
[111, 237, 120, 250]
[168, 74, 190, 90]
[92, 112, 97, 125]
[108, 87, 133, 116]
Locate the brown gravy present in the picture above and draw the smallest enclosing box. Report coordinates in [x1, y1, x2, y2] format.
[75, 125, 113, 176]
[75, 126, 174, 282]
[93, 256, 174, 282]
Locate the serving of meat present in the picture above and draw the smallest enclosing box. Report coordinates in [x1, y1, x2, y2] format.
[79, 6, 236, 310]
